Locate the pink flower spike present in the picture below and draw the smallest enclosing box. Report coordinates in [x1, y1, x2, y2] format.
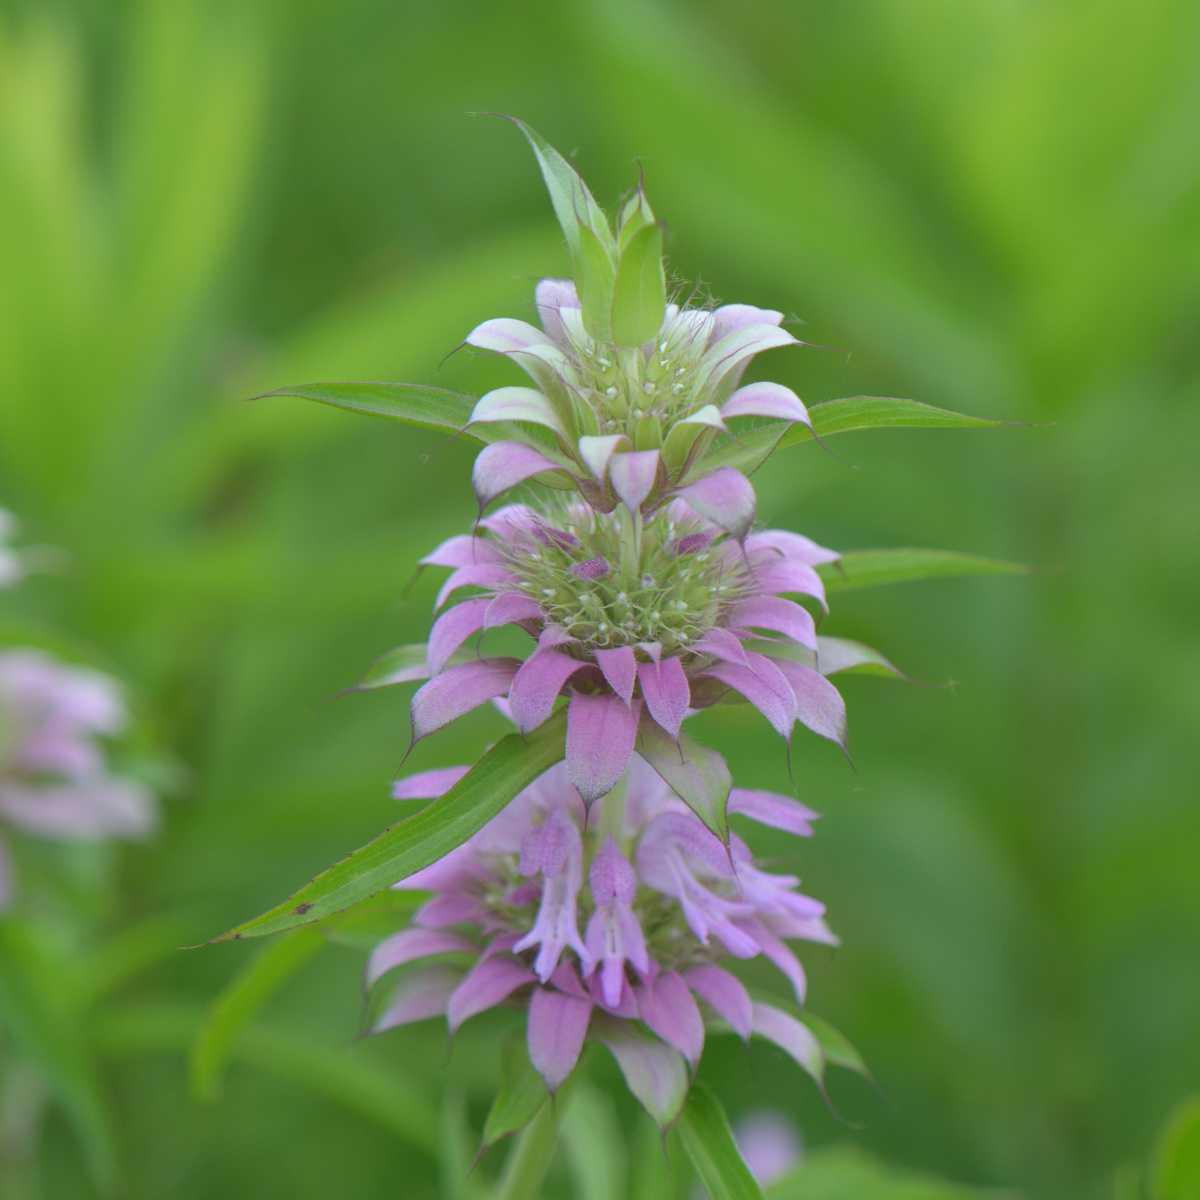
[702, 654, 797, 740]
[746, 529, 839, 567]
[484, 591, 543, 629]
[609, 450, 661, 512]
[636, 656, 690, 739]
[420, 534, 502, 568]
[577, 434, 628, 481]
[508, 649, 587, 732]
[722, 381, 810, 426]
[566, 693, 639, 806]
[683, 965, 753, 1039]
[427, 597, 490, 674]
[434, 563, 513, 611]
[727, 596, 817, 652]
[693, 627, 751, 667]
[709, 303, 784, 341]
[535, 277, 580, 344]
[366, 929, 473, 989]
[391, 766, 470, 801]
[771, 659, 849, 749]
[527, 987, 591, 1092]
[728, 789, 819, 837]
[372, 966, 460, 1034]
[447, 956, 537, 1033]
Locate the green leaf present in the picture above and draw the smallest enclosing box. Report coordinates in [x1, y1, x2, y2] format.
[561, 1081, 627, 1200]
[697, 395, 1017, 477]
[675, 1082, 764, 1200]
[496, 1098, 560, 1200]
[0, 919, 117, 1193]
[1153, 1096, 1200, 1200]
[502, 116, 615, 259]
[352, 643, 430, 691]
[317, 889, 428, 951]
[595, 1016, 688, 1129]
[799, 1011, 872, 1078]
[636, 719, 732, 843]
[819, 549, 1029, 593]
[577, 222, 617, 342]
[213, 712, 567, 941]
[253, 382, 479, 437]
[612, 222, 666, 347]
[189, 927, 325, 1101]
[482, 1034, 550, 1151]
[766, 1146, 1012, 1199]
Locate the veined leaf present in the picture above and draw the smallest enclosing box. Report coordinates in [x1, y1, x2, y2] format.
[577, 222, 616, 342]
[635, 721, 732, 844]
[0, 919, 116, 1193]
[501, 115, 615, 259]
[213, 713, 566, 941]
[190, 927, 325, 1102]
[675, 1082, 765, 1200]
[482, 1034, 549, 1152]
[612, 222, 666, 347]
[253, 382, 478, 437]
[819, 549, 1028, 593]
[698, 395, 1016, 476]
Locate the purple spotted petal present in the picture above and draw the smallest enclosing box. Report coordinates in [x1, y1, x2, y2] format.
[411, 659, 520, 741]
[676, 467, 756, 541]
[566, 692, 639, 805]
[484, 591, 543, 628]
[372, 966, 459, 1033]
[771, 660, 848, 748]
[609, 450, 661, 512]
[636, 656, 690, 739]
[535, 277, 580, 344]
[747, 530, 839, 568]
[728, 789, 819, 837]
[722, 381, 810, 426]
[570, 556, 611, 581]
[472, 442, 565, 510]
[391, 766, 470, 800]
[637, 971, 704, 1067]
[427, 597, 490, 674]
[595, 645, 637, 705]
[447, 956, 536, 1033]
[508, 649, 587, 732]
[751, 1002, 824, 1084]
[421, 535, 502, 568]
[527, 987, 591, 1091]
[710, 303, 784, 342]
[366, 929, 473, 989]
[727, 597, 817, 651]
[683, 965, 753, 1039]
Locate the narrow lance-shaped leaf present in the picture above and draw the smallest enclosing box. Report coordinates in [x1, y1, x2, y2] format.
[1154, 1096, 1200, 1200]
[353, 643, 429, 691]
[675, 1082, 765, 1200]
[611, 222, 666, 347]
[213, 712, 567, 941]
[252, 382, 478, 436]
[482, 1034, 550, 1152]
[190, 927, 325, 1101]
[818, 548, 1029, 593]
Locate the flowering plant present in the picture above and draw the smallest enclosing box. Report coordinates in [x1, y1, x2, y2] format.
[210, 121, 1020, 1191]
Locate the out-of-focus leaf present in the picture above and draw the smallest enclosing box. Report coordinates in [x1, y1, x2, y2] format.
[799, 1011, 872, 1078]
[190, 927, 325, 1101]
[318, 889, 428, 951]
[94, 1002, 437, 1152]
[252, 382, 478, 437]
[561, 1081, 625, 1200]
[482, 1034, 549, 1151]
[440, 1091, 482, 1200]
[0, 919, 116, 1192]
[612, 223, 666, 347]
[1153, 1096, 1200, 1200]
[675, 1082, 764, 1200]
[765, 1146, 1013, 1198]
[352, 643, 430, 691]
[636, 721, 731, 843]
[213, 712, 567, 940]
[76, 915, 187, 1008]
[496, 1097, 559, 1200]
[819, 549, 1028, 593]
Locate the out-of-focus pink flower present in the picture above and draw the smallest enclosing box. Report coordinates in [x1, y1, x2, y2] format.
[735, 1112, 804, 1186]
[0, 650, 156, 908]
[364, 756, 831, 1108]
[407, 501, 846, 803]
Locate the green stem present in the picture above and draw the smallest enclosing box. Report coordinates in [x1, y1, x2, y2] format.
[495, 1097, 561, 1200]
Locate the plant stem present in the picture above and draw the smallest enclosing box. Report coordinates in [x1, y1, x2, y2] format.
[495, 1097, 560, 1200]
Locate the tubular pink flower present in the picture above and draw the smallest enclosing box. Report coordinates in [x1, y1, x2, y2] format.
[0, 650, 156, 909]
[407, 500, 848, 797]
[363, 759, 832, 1095]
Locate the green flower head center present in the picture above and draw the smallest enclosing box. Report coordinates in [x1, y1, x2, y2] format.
[504, 504, 748, 655]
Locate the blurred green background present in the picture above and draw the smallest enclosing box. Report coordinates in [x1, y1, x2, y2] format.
[2, 0, 1199, 1196]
